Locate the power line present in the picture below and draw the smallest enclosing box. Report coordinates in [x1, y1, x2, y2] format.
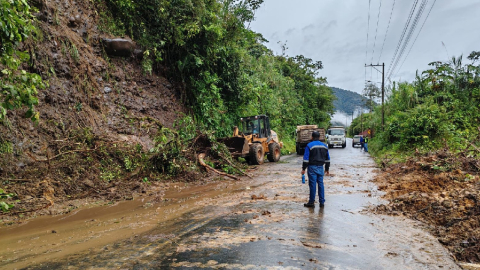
[364, 0, 372, 92]
[390, 0, 428, 76]
[364, 0, 372, 64]
[386, 0, 419, 77]
[388, 0, 428, 79]
[377, 0, 396, 63]
[370, 0, 383, 63]
[393, 0, 437, 78]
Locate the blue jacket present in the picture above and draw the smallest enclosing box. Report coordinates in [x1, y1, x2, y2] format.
[302, 140, 330, 171]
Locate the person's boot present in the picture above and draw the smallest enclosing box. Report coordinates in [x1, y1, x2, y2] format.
[304, 202, 315, 207]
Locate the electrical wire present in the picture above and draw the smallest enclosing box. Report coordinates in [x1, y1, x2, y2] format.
[364, 0, 372, 64]
[370, 0, 383, 64]
[364, 0, 372, 94]
[386, 0, 419, 77]
[392, 0, 437, 78]
[388, 0, 428, 79]
[377, 0, 396, 63]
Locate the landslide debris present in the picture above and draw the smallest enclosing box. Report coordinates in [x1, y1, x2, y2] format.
[374, 149, 480, 263]
[0, 0, 242, 220]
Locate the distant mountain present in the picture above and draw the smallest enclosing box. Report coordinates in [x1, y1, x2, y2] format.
[331, 87, 369, 113]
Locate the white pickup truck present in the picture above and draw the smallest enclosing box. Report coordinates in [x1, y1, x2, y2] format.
[327, 126, 346, 148]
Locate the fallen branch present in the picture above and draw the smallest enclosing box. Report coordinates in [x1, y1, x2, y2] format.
[27, 147, 98, 162]
[0, 178, 34, 182]
[198, 153, 240, 180]
[218, 153, 252, 178]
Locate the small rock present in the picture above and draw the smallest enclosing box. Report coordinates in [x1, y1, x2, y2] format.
[83, 179, 95, 188]
[104, 87, 112, 93]
[16, 162, 26, 168]
[442, 200, 453, 208]
[68, 15, 82, 27]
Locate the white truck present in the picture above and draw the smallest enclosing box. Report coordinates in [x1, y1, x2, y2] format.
[327, 126, 346, 148]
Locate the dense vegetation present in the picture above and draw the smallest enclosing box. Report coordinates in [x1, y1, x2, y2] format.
[351, 52, 480, 157]
[98, 0, 335, 149]
[331, 87, 369, 114]
[0, 0, 45, 121]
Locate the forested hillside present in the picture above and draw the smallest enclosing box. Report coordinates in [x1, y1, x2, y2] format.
[0, 0, 334, 214]
[331, 87, 369, 113]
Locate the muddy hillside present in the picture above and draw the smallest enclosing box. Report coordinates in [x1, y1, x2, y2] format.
[0, 0, 187, 217]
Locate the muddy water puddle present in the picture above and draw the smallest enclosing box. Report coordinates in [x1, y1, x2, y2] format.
[2, 139, 461, 269]
[0, 179, 261, 269]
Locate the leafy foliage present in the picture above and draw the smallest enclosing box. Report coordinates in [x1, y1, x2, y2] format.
[0, 188, 15, 212]
[0, 0, 45, 121]
[354, 53, 480, 156]
[97, 0, 334, 146]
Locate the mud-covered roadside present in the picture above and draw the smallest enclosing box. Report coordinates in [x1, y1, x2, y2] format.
[7, 141, 460, 270]
[373, 150, 480, 263]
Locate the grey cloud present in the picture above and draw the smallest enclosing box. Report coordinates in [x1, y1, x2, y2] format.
[324, 20, 337, 31]
[250, 0, 480, 94]
[285, 28, 296, 36]
[302, 24, 315, 32]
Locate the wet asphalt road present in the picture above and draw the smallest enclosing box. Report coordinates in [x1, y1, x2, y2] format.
[23, 139, 459, 270]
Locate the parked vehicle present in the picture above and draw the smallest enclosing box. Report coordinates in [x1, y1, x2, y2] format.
[327, 126, 346, 148]
[352, 135, 363, 147]
[295, 125, 326, 155]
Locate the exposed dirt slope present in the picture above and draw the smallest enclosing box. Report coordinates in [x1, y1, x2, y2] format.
[0, 0, 186, 218]
[374, 150, 480, 263]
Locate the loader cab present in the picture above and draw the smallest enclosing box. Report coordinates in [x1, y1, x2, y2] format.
[240, 115, 271, 138]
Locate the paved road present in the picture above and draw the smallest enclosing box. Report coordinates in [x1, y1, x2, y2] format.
[10, 139, 459, 269]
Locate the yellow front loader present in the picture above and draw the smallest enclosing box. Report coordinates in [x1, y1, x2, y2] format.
[219, 115, 282, 165]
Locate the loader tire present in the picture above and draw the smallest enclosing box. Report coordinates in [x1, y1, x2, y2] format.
[249, 144, 264, 165]
[267, 142, 281, 162]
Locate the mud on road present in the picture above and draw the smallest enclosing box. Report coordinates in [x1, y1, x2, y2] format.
[1, 139, 460, 269]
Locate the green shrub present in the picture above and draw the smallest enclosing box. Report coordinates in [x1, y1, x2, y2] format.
[0, 0, 45, 120]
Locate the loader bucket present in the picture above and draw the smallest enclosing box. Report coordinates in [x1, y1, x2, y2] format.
[218, 137, 250, 158]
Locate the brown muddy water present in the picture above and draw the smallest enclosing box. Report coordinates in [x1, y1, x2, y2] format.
[1, 139, 461, 269]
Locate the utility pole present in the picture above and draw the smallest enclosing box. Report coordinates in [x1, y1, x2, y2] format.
[365, 63, 385, 130]
[361, 112, 363, 134]
[351, 112, 354, 134]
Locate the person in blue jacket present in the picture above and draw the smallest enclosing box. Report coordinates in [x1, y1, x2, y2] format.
[301, 131, 330, 208]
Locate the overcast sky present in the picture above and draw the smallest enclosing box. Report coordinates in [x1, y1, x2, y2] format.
[249, 0, 480, 95]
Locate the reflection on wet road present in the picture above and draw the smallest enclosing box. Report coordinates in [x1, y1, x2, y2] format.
[6, 139, 460, 269]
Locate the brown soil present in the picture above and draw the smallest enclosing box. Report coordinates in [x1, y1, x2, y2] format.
[0, 0, 191, 220]
[373, 150, 480, 263]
